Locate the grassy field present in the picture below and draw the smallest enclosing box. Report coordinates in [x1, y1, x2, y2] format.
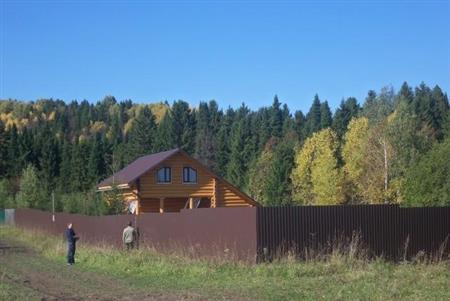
[1, 226, 449, 301]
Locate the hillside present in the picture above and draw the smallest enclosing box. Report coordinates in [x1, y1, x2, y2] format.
[0, 82, 449, 213]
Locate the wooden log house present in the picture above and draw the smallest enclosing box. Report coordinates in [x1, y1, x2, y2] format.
[97, 148, 259, 213]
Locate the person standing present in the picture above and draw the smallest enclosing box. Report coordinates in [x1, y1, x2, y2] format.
[65, 222, 78, 265]
[122, 221, 135, 250]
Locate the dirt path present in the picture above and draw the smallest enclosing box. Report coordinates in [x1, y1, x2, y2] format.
[0, 238, 182, 301]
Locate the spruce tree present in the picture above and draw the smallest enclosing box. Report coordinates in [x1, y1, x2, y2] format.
[270, 95, 283, 137]
[153, 112, 175, 152]
[87, 134, 106, 185]
[332, 97, 360, 138]
[430, 85, 449, 140]
[171, 100, 196, 154]
[39, 130, 60, 195]
[320, 101, 332, 129]
[127, 106, 157, 160]
[59, 139, 72, 192]
[265, 137, 295, 206]
[305, 94, 322, 137]
[398, 82, 414, 105]
[0, 121, 7, 177]
[216, 108, 234, 176]
[413, 82, 433, 125]
[70, 139, 90, 192]
[19, 127, 36, 166]
[294, 110, 306, 142]
[194, 102, 214, 167]
[227, 105, 252, 189]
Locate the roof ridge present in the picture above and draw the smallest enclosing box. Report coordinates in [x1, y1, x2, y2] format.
[97, 148, 180, 188]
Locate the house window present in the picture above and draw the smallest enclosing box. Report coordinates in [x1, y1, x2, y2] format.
[183, 167, 197, 183]
[157, 167, 171, 183]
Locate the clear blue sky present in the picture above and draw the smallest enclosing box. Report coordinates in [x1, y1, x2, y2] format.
[1, 1, 449, 113]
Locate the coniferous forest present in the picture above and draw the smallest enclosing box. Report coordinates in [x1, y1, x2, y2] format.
[0, 82, 449, 214]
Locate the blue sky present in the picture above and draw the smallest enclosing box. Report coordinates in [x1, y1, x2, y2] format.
[1, 1, 449, 113]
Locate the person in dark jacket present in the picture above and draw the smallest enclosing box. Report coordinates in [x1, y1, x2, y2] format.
[65, 223, 79, 265]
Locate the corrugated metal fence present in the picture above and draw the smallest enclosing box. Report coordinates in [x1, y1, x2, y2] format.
[257, 205, 450, 261]
[5, 205, 450, 262]
[12, 207, 257, 261]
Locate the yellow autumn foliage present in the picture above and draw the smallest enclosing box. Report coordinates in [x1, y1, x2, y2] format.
[342, 117, 370, 198]
[291, 128, 344, 205]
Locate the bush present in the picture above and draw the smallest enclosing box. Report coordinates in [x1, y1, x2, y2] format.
[59, 191, 108, 215]
[0, 179, 15, 209]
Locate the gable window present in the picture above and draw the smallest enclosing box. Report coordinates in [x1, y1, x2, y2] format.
[183, 167, 197, 183]
[157, 167, 171, 183]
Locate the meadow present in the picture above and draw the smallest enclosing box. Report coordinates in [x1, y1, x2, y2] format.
[1, 225, 449, 301]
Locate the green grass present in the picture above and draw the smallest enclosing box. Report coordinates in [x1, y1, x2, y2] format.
[0, 276, 41, 301]
[1, 225, 449, 301]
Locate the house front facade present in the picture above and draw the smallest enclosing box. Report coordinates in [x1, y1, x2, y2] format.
[97, 148, 259, 213]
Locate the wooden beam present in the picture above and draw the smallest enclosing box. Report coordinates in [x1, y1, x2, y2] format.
[211, 178, 217, 208]
[136, 178, 141, 215]
[159, 198, 165, 213]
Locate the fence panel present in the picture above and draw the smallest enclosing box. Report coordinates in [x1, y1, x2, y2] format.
[13, 207, 257, 261]
[257, 205, 450, 261]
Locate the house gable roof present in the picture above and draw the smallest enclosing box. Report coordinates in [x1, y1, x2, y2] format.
[97, 148, 259, 206]
[97, 148, 180, 188]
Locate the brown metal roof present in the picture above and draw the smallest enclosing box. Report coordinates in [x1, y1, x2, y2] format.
[97, 148, 180, 188]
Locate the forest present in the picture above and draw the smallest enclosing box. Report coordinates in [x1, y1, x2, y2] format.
[0, 82, 449, 214]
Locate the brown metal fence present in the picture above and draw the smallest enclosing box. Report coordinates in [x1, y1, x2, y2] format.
[13, 207, 257, 261]
[10, 205, 450, 262]
[256, 205, 450, 261]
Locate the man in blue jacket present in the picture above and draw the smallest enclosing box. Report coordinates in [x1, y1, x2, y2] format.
[65, 223, 79, 265]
